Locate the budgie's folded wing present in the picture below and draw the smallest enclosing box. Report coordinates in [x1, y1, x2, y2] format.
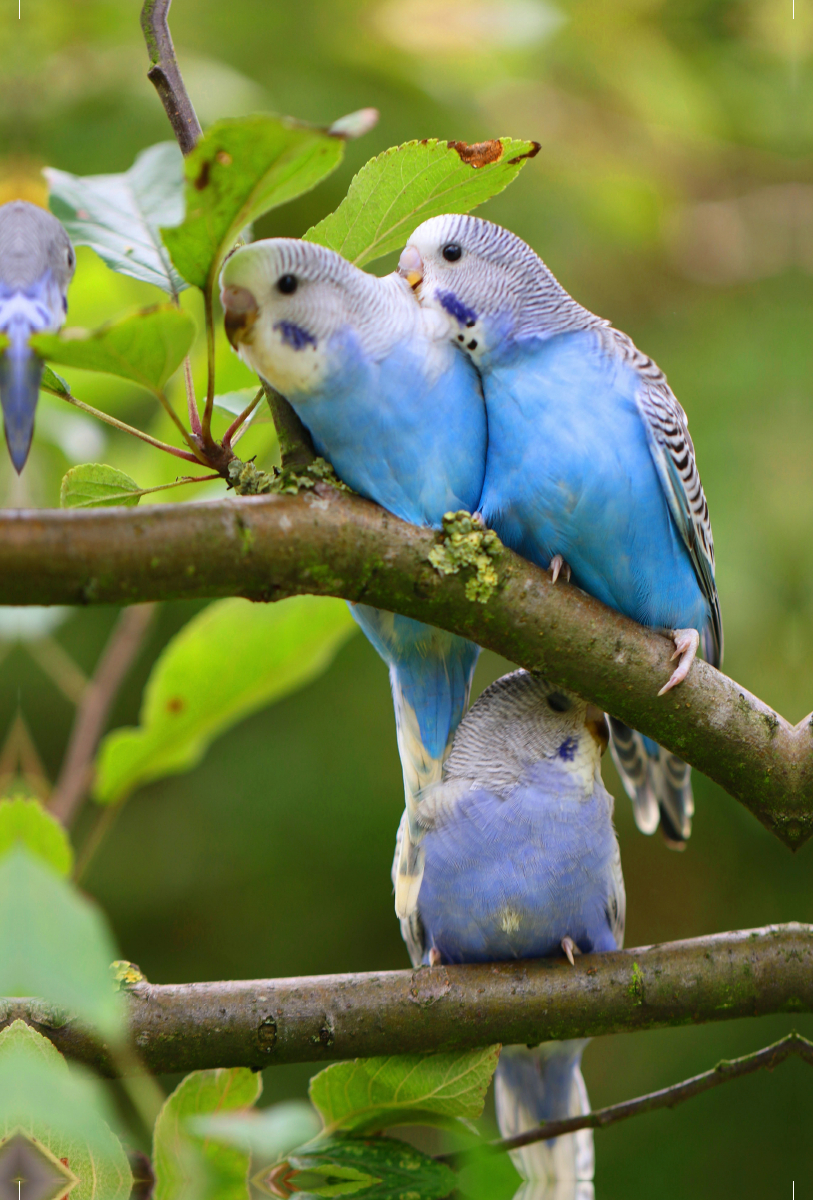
[624, 346, 722, 668]
[608, 717, 694, 845]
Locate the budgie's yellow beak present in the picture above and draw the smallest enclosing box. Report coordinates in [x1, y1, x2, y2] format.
[221, 284, 258, 346]
[398, 244, 423, 290]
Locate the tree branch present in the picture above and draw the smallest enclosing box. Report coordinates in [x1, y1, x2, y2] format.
[0, 488, 808, 846]
[140, 0, 202, 155]
[48, 604, 157, 827]
[5, 924, 811, 1077]
[483, 1032, 813, 1154]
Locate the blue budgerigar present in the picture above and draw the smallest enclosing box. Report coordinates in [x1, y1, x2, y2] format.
[399, 215, 723, 845]
[220, 239, 486, 913]
[0, 201, 75, 471]
[397, 669, 624, 1185]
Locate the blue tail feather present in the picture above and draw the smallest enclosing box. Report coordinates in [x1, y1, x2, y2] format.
[0, 323, 43, 473]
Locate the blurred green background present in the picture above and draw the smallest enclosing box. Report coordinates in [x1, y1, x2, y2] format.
[1, 0, 812, 1195]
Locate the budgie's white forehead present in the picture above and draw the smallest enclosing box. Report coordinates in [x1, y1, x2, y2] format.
[222, 238, 371, 293]
[409, 213, 542, 269]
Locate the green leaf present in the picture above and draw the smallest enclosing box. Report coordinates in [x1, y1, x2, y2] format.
[191, 1100, 320, 1161]
[161, 115, 345, 290]
[61, 463, 142, 509]
[46, 142, 188, 297]
[305, 137, 540, 267]
[0, 1021, 131, 1199]
[0, 847, 123, 1040]
[309, 1048, 501, 1136]
[40, 364, 73, 398]
[153, 1067, 262, 1200]
[93, 595, 355, 805]
[0, 796, 72, 875]
[31, 304, 196, 396]
[282, 1136, 457, 1200]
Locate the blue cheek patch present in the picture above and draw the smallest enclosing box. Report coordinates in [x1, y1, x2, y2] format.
[438, 290, 477, 326]
[274, 321, 317, 350]
[557, 737, 578, 762]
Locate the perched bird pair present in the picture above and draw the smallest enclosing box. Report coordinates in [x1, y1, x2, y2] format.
[221, 213, 722, 850]
[0, 201, 75, 472]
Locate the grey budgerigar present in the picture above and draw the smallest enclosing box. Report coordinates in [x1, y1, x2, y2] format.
[0, 201, 75, 472]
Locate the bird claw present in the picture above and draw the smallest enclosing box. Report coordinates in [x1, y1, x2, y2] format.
[428, 947, 443, 967]
[657, 628, 701, 696]
[561, 936, 581, 966]
[550, 555, 572, 585]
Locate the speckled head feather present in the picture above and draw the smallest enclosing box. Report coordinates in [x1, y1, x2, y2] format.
[0, 201, 74, 296]
[403, 214, 605, 353]
[220, 238, 452, 396]
[443, 669, 608, 796]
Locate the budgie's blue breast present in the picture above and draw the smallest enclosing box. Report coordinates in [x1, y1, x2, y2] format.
[479, 329, 709, 634]
[416, 762, 620, 965]
[288, 328, 486, 528]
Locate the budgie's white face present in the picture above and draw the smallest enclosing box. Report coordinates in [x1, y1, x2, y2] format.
[400, 214, 592, 360]
[0, 201, 75, 324]
[220, 239, 440, 397]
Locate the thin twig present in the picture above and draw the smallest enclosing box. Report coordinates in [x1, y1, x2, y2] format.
[48, 605, 158, 827]
[26, 637, 88, 704]
[201, 289, 217, 440]
[222, 388, 263, 449]
[480, 1033, 813, 1156]
[155, 387, 202, 455]
[0, 713, 50, 799]
[59, 390, 202, 464]
[74, 802, 122, 883]
[140, 0, 202, 155]
[184, 355, 202, 436]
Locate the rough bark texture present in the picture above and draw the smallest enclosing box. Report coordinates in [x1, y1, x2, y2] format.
[4, 925, 811, 1077]
[1, 488, 809, 847]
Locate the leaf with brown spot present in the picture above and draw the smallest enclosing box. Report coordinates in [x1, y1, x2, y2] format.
[304, 136, 540, 267]
[447, 139, 505, 167]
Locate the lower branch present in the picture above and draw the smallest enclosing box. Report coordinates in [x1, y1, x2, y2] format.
[486, 1031, 813, 1154]
[5, 924, 811, 1077]
[0, 488, 808, 845]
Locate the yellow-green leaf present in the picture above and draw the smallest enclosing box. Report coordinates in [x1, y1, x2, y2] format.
[31, 304, 196, 396]
[161, 115, 345, 291]
[305, 137, 540, 267]
[93, 595, 356, 805]
[61, 463, 142, 509]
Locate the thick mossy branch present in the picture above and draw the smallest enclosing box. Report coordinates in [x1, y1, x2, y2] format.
[0, 487, 809, 845]
[4, 925, 812, 1077]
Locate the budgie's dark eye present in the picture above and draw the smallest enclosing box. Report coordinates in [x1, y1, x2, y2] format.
[442, 243, 462, 262]
[277, 274, 298, 294]
[547, 692, 571, 713]
[67, 248, 74, 269]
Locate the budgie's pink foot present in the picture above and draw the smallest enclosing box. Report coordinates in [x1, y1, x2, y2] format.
[561, 937, 581, 966]
[550, 555, 572, 585]
[428, 947, 443, 967]
[657, 628, 700, 696]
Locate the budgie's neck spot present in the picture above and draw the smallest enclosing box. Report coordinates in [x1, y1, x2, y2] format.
[274, 320, 317, 351]
[557, 737, 578, 762]
[438, 289, 477, 327]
